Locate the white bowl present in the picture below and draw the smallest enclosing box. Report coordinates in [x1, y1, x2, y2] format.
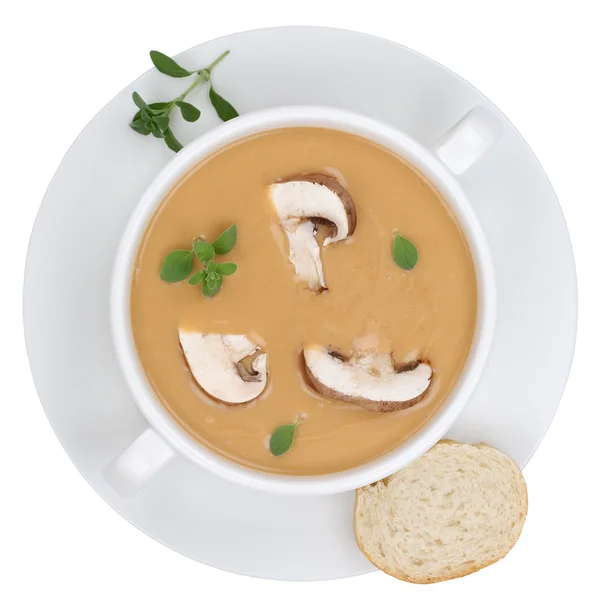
[109, 105, 497, 496]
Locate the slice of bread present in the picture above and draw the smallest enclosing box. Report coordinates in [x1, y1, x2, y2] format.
[354, 441, 528, 584]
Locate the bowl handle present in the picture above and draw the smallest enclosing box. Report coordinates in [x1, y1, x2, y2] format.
[432, 106, 503, 175]
[103, 429, 175, 497]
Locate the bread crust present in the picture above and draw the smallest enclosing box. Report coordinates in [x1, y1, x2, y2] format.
[354, 440, 528, 584]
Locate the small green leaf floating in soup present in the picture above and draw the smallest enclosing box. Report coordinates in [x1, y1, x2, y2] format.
[202, 275, 222, 297]
[187, 271, 206, 285]
[193, 240, 215, 262]
[160, 250, 194, 282]
[205, 270, 220, 286]
[159, 224, 237, 298]
[216, 262, 237, 276]
[392, 233, 418, 271]
[212, 224, 238, 255]
[270, 419, 305, 457]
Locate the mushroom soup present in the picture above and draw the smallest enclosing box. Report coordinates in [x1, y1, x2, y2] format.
[130, 127, 477, 475]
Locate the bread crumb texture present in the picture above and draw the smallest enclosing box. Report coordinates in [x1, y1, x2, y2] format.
[354, 441, 528, 584]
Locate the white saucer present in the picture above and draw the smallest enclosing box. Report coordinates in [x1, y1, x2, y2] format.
[24, 27, 577, 581]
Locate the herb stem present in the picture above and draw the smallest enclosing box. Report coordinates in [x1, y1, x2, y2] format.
[175, 49, 228, 100]
[130, 49, 237, 152]
[206, 50, 230, 74]
[175, 75, 206, 102]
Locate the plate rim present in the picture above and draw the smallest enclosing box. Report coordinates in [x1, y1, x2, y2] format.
[23, 25, 578, 581]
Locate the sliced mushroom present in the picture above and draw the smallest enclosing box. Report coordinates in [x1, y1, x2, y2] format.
[179, 331, 268, 405]
[284, 219, 327, 291]
[268, 174, 357, 291]
[303, 344, 432, 412]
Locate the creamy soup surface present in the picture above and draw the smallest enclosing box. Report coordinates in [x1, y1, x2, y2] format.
[131, 127, 477, 475]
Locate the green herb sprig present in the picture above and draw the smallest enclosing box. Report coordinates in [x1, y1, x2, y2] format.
[392, 233, 419, 271]
[129, 50, 239, 152]
[269, 418, 305, 457]
[160, 224, 238, 298]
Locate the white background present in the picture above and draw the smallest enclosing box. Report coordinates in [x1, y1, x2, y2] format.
[1, 0, 598, 597]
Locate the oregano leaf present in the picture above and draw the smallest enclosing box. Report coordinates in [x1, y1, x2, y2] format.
[269, 420, 304, 457]
[129, 119, 151, 135]
[202, 276, 222, 297]
[193, 240, 215, 262]
[176, 101, 201, 122]
[163, 128, 183, 152]
[392, 234, 419, 271]
[149, 50, 192, 78]
[132, 91, 150, 111]
[188, 271, 206, 285]
[160, 250, 194, 282]
[212, 224, 237, 255]
[209, 85, 239, 122]
[216, 263, 237, 276]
